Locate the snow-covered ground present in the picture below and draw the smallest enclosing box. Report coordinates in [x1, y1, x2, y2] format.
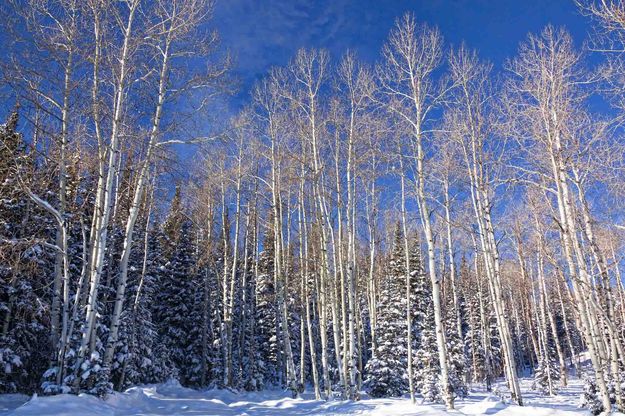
[0, 378, 593, 415]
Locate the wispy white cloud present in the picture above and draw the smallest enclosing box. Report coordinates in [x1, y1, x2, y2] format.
[213, 0, 588, 106]
[214, 0, 368, 92]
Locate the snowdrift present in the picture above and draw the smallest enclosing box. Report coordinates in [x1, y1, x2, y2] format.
[1, 378, 593, 415]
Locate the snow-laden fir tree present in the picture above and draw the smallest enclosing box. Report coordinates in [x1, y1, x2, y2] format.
[254, 224, 279, 388]
[239, 249, 260, 391]
[405, 234, 442, 403]
[580, 374, 605, 415]
[463, 290, 486, 386]
[488, 310, 503, 382]
[533, 337, 560, 395]
[445, 291, 467, 398]
[154, 204, 203, 386]
[0, 111, 54, 394]
[415, 297, 441, 402]
[111, 229, 177, 390]
[364, 225, 408, 398]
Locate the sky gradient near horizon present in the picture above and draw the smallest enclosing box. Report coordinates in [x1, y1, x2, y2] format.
[213, 0, 591, 106]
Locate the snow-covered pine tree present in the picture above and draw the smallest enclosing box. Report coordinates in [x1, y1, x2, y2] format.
[111, 228, 177, 390]
[445, 286, 467, 399]
[406, 234, 442, 403]
[415, 297, 441, 403]
[161, 186, 184, 258]
[463, 290, 486, 386]
[154, 211, 202, 386]
[0, 111, 53, 394]
[488, 310, 503, 381]
[533, 319, 560, 396]
[285, 261, 303, 392]
[239, 248, 260, 391]
[581, 375, 604, 415]
[254, 224, 279, 388]
[363, 224, 408, 398]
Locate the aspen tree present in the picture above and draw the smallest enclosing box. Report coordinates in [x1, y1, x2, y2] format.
[378, 14, 454, 408]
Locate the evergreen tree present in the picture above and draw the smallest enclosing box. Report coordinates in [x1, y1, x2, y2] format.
[446, 307, 467, 398]
[111, 231, 176, 390]
[464, 292, 486, 385]
[533, 337, 560, 395]
[410, 236, 441, 403]
[254, 224, 279, 388]
[161, 186, 184, 258]
[154, 217, 202, 386]
[239, 250, 260, 391]
[581, 375, 604, 415]
[364, 225, 408, 398]
[415, 299, 441, 402]
[0, 111, 52, 393]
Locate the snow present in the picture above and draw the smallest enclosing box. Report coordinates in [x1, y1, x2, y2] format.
[1, 378, 593, 416]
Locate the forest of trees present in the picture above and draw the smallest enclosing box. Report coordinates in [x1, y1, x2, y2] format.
[3, 0, 625, 414]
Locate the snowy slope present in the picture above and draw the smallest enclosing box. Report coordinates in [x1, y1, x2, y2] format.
[2, 378, 592, 415]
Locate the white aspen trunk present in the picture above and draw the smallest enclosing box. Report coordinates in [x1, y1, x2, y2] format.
[51, 47, 73, 354]
[303, 59, 335, 397]
[471, 233, 492, 390]
[238, 202, 252, 382]
[299, 168, 321, 398]
[299, 262, 306, 391]
[550, 150, 611, 410]
[333, 134, 349, 397]
[529, 265, 545, 362]
[514, 232, 540, 372]
[609, 239, 625, 324]
[274, 197, 297, 394]
[132, 182, 154, 312]
[200, 195, 214, 387]
[572, 172, 625, 399]
[80, 0, 105, 322]
[539, 256, 567, 386]
[555, 278, 579, 375]
[415, 169, 452, 408]
[103, 34, 172, 368]
[220, 179, 230, 385]
[314, 220, 331, 398]
[398, 151, 415, 404]
[510, 295, 525, 375]
[267, 109, 297, 394]
[536, 251, 555, 395]
[346, 125, 358, 401]
[79, 0, 139, 366]
[545, 116, 611, 406]
[457, 133, 521, 404]
[453, 73, 523, 403]
[365, 179, 377, 353]
[223, 138, 245, 387]
[315, 165, 346, 395]
[521, 283, 539, 369]
[484, 201, 523, 403]
[19, 188, 70, 385]
[443, 179, 462, 341]
[115, 183, 154, 391]
[51, 46, 74, 383]
[384, 25, 453, 405]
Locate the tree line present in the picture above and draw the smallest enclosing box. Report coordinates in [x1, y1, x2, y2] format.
[2, 0, 625, 414]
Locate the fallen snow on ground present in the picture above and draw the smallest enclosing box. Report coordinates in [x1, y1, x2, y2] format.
[0, 378, 592, 415]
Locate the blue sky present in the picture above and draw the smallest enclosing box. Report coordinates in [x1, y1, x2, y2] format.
[213, 0, 591, 106]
